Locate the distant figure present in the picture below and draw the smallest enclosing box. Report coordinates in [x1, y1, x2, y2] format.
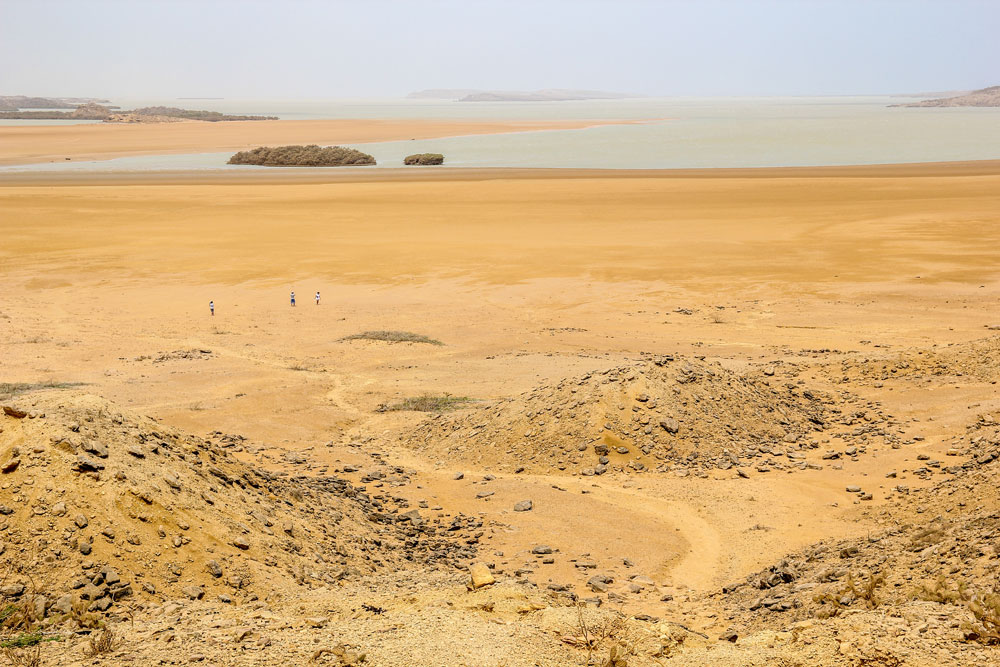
[209, 300, 214, 316]
[315, 291, 321, 305]
[290, 291, 296, 307]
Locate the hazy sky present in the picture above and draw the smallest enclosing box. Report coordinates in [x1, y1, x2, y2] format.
[1, 0, 997, 98]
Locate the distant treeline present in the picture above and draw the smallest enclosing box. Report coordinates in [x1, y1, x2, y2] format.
[228, 145, 377, 166]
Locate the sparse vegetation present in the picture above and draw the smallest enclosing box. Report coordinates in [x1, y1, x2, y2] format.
[0, 382, 86, 399]
[0, 635, 43, 650]
[130, 106, 276, 121]
[339, 330, 443, 345]
[964, 588, 1000, 645]
[814, 571, 885, 618]
[228, 145, 376, 167]
[1, 645, 41, 667]
[376, 394, 473, 413]
[914, 574, 970, 604]
[85, 628, 116, 657]
[403, 153, 444, 165]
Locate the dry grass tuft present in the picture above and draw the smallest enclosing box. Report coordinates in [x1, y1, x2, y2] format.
[340, 330, 443, 346]
[1, 646, 41, 667]
[0, 382, 86, 399]
[963, 588, 1000, 645]
[914, 575, 969, 604]
[85, 628, 116, 658]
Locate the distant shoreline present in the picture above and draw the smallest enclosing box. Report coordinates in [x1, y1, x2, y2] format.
[0, 117, 648, 167]
[3, 159, 998, 187]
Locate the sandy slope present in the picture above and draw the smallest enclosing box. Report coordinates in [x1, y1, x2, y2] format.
[2, 161, 1000, 664]
[0, 117, 639, 165]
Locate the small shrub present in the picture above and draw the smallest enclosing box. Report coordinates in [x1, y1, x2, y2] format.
[849, 571, 886, 609]
[403, 153, 444, 165]
[813, 571, 885, 618]
[914, 575, 969, 604]
[376, 394, 473, 413]
[340, 330, 443, 346]
[85, 628, 116, 657]
[1, 646, 41, 667]
[963, 588, 1000, 645]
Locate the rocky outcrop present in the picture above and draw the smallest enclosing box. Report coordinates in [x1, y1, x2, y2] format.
[893, 85, 1000, 107]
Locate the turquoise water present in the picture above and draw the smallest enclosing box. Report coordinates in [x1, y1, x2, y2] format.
[2, 96, 998, 171]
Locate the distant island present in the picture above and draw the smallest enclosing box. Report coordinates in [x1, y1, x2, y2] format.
[405, 89, 483, 100]
[228, 145, 376, 167]
[0, 95, 111, 111]
[0, 100, 276, 122]
[891, 85, 1000, 108]
[404, 153, 444, 165]
[406, 88, 640, 102]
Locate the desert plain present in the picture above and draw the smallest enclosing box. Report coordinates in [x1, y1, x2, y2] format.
[1, 122, 999, 666]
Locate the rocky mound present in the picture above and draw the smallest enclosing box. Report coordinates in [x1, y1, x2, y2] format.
[401, 355, 894, 474]
[0, 393, 474, 623]
[404, 153, 444, 165]
[828, 335, 1000, 386]
[228, 145, 376, 167]
[716, 418, 1000, 659]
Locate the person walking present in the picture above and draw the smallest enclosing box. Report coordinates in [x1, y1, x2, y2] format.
[290, 291, 296, 307]
[315, 291, 321, 305]
[209, 300, 214, 316]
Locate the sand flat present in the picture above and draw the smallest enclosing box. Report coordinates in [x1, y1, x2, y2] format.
[0, 117, 638, 166]
[3, 161, 999, 287]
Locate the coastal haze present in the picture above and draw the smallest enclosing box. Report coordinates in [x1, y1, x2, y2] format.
[2, 2, 1000, 666]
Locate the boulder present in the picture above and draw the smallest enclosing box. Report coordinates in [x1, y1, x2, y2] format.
[468, 562, 495, 589]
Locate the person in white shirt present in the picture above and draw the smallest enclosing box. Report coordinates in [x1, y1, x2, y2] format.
[290, 291, 296, 307]
[315, 291, 321, 305]
[209, 300, 214, 316]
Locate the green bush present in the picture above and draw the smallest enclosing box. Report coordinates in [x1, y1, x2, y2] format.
[228, 145, 376, 166]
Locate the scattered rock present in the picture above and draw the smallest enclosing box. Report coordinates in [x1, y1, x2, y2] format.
[468, 563, 495, 589]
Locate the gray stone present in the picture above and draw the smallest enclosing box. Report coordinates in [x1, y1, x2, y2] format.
[660, 417, 680, 434]
[82, 441, 109, 458]
[1, 583, 25, 597]
[513, 500, 533, 512]
[74, 454, 104, 472]
[88, 596, 112, 612]
[182, 585, 204, 600]
[50, 594, 74, 615]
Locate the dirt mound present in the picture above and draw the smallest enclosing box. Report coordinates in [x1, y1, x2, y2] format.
[402, 355, 894, 474]
[715, 425, 1000, 660]
[828, 335, 1000, 386]
[0, 392, 474, 622]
